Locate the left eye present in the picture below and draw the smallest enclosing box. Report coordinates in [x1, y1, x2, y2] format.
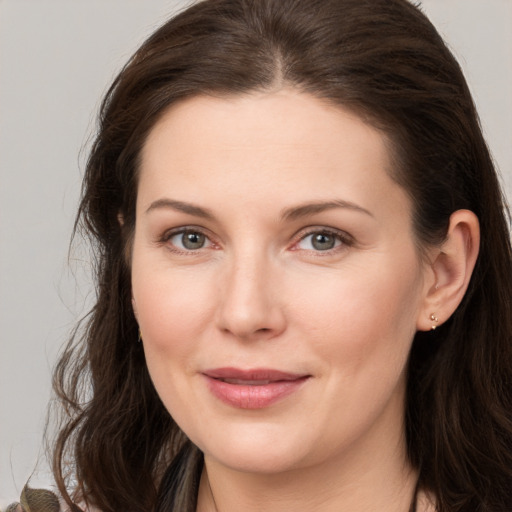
[169, 230, 211, 250]
[297, 231, 343, 251]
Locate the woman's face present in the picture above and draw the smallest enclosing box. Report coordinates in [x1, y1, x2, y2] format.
[131, 90, 433, 474]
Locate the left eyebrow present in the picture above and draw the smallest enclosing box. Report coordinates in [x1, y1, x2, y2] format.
[280, 200, 374, 221]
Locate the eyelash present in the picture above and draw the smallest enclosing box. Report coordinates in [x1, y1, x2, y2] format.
[292, 227, 353, 255]
[159, 226, 353, 255]
[160, 227, 216, 255]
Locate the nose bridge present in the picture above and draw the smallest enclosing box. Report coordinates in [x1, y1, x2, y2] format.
[216, 243, 284, 339]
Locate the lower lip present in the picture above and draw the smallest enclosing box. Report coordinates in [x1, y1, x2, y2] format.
[204, 375, 310, 409]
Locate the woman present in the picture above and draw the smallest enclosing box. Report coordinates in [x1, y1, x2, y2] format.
[8, 0, 512, 511]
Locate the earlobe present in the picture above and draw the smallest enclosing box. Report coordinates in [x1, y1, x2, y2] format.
[132, 296, 138, 320]
[417, 209, 480, 331]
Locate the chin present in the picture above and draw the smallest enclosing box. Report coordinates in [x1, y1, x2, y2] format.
[192, 422, 317, 474]
[206, 446, 307, 475]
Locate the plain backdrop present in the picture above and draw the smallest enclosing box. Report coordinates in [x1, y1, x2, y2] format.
[1, 0, 511, 505]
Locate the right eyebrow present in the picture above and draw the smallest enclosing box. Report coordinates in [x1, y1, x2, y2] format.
[145, 198, 215, 220]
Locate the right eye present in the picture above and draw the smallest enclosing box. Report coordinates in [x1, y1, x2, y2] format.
[167, 229, 212, 251]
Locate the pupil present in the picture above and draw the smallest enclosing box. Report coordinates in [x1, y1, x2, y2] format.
[183, 232, 205, 249]
[312, 233, 334, 250]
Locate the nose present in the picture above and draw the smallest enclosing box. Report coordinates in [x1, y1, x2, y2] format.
[216, 251, 287, 341]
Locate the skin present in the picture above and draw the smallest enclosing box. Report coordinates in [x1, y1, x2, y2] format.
[131, 89, 477, 511]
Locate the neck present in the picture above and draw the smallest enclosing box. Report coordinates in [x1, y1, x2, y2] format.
[197, 434, 418, 512]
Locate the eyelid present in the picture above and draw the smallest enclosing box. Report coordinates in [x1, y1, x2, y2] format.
[290, 226, 354, 252]
[157, 224, 353, 255]
[159, 225, 218, 253]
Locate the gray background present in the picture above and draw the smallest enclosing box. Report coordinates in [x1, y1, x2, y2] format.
[1, 0, 511, 505]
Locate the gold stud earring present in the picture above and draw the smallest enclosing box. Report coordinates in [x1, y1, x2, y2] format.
[430, 313, 439, 330]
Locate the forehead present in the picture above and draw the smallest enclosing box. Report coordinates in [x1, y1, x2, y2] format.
[138, 89, 410, 223]
[142, 90, 390, 164]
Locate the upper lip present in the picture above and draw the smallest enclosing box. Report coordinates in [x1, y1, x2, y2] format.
[202, 367, 309, 382]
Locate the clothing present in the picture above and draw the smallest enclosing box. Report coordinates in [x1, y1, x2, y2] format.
[4, 485, 95, 512]
[5, 486, 62, 512]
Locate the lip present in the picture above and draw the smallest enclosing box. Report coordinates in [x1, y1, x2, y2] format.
[202, 367, 311, 409]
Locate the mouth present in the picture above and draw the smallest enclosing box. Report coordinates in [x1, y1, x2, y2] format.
[218, 379, 275, 385]
[202, 367, 311, 409]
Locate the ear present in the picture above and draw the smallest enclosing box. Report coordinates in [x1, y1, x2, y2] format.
[417, 209, 480, 331]
[131, 298, 139, 323]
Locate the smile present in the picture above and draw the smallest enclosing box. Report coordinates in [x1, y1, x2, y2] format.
[202, 368, 311, 409]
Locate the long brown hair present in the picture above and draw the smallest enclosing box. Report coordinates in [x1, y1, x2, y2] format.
[52, 1, 512, 510]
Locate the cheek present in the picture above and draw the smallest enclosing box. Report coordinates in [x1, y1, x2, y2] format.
[132, 262, 216, 361]
[287, 261, 422, 447]
[292, 256, 423, 373]
[132, 265, 218, 422]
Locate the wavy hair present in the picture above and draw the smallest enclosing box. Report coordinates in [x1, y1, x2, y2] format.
[51, 1, 512, 510]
